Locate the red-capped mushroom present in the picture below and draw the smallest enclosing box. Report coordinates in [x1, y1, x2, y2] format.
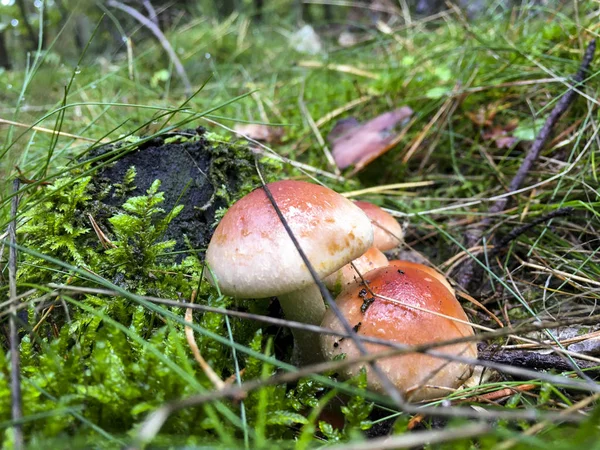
[206, 180, 374, 363]
[354, 201, 404, 251]
[320, 263, 476, 401]
[323, 246, 388, 294]
[389, 260, 454, 295]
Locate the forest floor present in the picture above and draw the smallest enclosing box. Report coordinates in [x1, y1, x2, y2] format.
[1, 2, 600, 448]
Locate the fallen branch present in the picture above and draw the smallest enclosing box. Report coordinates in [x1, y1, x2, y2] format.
[457, 39, 596, 289]
[487, 207, 574, 258]
[478, 343, 600, 377]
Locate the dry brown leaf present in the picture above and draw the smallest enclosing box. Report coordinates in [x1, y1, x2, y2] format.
[234, 123, 284, 143]
[482, 119, 519, 149]
[328, 107, 412, 170]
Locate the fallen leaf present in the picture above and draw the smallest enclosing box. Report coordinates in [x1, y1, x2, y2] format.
[328, 107, 413, 170]
[482, 118, 519, 149]
[234, 123, 284, 143]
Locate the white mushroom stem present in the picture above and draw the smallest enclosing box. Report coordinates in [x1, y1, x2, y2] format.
[278, 284, 326, 364]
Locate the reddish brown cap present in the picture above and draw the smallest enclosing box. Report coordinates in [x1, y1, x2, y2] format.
[321, 265, 476, 401]
[389, 260, 454, 295]
[323, 247, 388, 292]
[206, 180, 374, 298]
[354, 201, 404, 251]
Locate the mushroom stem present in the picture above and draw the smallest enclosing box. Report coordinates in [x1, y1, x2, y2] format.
[278, 284, 326, 364]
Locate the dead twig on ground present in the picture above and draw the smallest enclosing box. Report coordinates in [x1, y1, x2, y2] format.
[457, 39, 596, 289]
[478, 343, 600, 377]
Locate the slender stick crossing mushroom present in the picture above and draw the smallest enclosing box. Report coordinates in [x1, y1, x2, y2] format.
[205, 180, 374, 364]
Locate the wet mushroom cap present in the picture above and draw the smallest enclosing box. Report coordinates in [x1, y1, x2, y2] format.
[206, 180, 374, 298]
[321, 264, 476, 401]
[389, 260, 454, 295]
[353, 201, 404, 251]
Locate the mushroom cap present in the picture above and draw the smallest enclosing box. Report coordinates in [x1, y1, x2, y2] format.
[323, 247, 389, 292]
[206, 180, 374, 298]
[353, 201, 404, 251]
[320, 265, 476, 401]
[389, 260, 454, 295]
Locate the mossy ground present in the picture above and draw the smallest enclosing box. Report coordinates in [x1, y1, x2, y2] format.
[1, 1, 600, 448]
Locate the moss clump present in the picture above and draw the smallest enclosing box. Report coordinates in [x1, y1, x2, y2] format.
[3, 131, 322, 447]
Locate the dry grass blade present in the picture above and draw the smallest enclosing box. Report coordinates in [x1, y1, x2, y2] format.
[341, 181, 435, 197]
[202, 117, 346, 182]
[496, 392, 600, 450]
[298, 90, 340, 175]
[88, 214, 116, 249]
[326, 422, 491, 450]
[314, 95, 372, 128]
[42, 283, 600, 381]
[8, 179, 24, 450]
[184, 289, 225, 390]
[297, 60, 380, 79]
[0, 117, 102, 142]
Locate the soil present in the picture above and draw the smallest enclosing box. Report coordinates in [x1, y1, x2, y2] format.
[86, 127, 257, 260]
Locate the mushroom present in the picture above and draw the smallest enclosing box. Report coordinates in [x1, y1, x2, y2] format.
[322, 201, 403, 294]
[323, 247, 388, 293]
[320, 263, 476, 401]
[388, 260, 454, 295]
[353, 201, 404, 251]
[205, 180, 374, 364]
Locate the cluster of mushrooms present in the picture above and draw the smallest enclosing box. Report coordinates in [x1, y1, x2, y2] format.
[205, 180, 477, 402]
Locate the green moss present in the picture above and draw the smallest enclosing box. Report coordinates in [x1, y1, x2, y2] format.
[4, 130, 380, 448]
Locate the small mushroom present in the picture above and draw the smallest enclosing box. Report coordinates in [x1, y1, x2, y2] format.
[205, 180, 374, 364]
[320, 263, 477, 401]
[354, 201, 404, 251]
[323, 246, 389, 293]
[323, 202, 403, 294]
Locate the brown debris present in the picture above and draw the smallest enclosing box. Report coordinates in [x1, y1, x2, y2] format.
[234, 123, 284, 143]
[327, 107, 413, 170]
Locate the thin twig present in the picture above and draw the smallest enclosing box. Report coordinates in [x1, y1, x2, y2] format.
[488, 207, 574, 258]
[254, 158, 407, 410]
[141, 0, 159, 26]
[8, 179, 24, 450]
[457, 39, 596, 288]
[106, 0, 192, 95]
[135, 342, 591, 446]
[42, 283, 600, 369]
